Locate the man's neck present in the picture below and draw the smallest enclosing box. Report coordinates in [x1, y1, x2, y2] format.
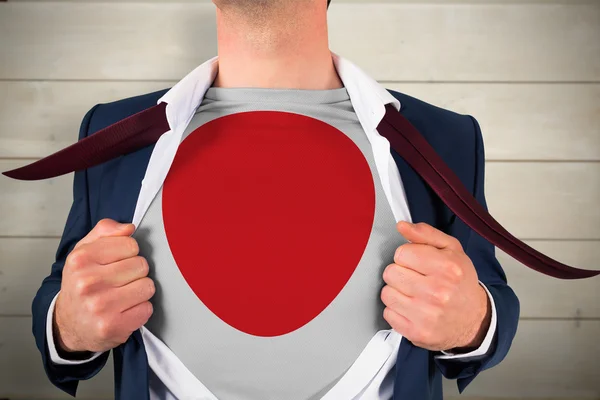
[212, 2, 343, 90]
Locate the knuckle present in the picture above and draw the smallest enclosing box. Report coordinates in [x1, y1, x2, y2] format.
[74, 276, 95, 296]
[146, 278, 156, 298]
[132, 278, 155, 300]
[393, 245, 405, 264]
[125, 237, 140, 256]
[451, 264, 464, 281]
[95, 318, 113, 340]
[67, 249, 88, 269]
[146, 301, 154, 316]
[382, 263, 397, 283]
[96, 218, 114, 232]
[137, 256, 150, 276]
[445, 257, 463, 282]
[415, 222, 428, 232]
[443, 257, 456, 270]
[380, 285, 394, 306]
[384, 308, 404, 332]
[383, 307, 394, 323]
[445, 258, 464, 282]
[86, 297, 106, 315]
[130, 302, 153, 330]
[450, 236, 463, 250]
[432, 306, 444, 322]
[431, 286, 451, 305]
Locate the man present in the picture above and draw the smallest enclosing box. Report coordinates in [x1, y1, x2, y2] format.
[30, 0, 520, 399]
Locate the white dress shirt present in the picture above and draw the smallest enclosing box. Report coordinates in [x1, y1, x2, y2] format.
[46, 51, 497, 400]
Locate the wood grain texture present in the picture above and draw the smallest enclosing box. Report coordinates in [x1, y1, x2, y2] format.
[0, 2, 598, 81]
[442, 320, 600, 398]
[0, 1, 599, 397]
[1, 238, 598, 318]
[0, 81, 170, 158]
[0, 160, 74, 237]
[0, 316, 598, 398]
[387, 83, 600, 161]
[497, 241, 600, 319]
[0, 238, 61, 316]
[1, 81, 599, 160]
[0, 316, 113, 399]
[485, 162, 600, 240]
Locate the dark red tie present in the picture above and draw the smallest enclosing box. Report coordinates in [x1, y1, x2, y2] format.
[3, 102, 598, 280]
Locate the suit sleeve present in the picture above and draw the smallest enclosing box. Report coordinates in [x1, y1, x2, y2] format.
[31, 104, 111, 397]
[433, 116, 521, 393]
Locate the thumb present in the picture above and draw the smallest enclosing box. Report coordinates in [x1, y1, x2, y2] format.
[74, 218, 135, 249]
[396, 220, 422, 244]
[396, 220, 459, 250]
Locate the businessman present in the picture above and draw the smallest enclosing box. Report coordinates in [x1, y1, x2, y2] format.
[31, 0, 520, 399]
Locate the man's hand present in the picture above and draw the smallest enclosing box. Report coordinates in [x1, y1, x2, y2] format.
[381, 221, 491, 352]
[54, 219, 155, 354]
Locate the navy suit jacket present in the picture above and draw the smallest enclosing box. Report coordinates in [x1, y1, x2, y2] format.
[32, 88, 520, 400]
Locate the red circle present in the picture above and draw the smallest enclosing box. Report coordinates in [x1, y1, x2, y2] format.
[162, 111, 375, 337]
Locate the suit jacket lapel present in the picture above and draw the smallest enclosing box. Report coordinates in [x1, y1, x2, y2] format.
[387, 101, 454, 235]
[388, 105, 444, 399]
[390, 147, 438, 227]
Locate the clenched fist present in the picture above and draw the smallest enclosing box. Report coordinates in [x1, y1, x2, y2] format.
[381, 221, 492, 352]
[53, 219, 155, 354]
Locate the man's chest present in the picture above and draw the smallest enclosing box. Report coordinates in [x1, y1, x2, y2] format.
[128, 108, 406, 399]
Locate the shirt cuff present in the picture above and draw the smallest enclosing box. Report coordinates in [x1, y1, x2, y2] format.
[46, 291, 105, 365]
[435, 281, 497, 360]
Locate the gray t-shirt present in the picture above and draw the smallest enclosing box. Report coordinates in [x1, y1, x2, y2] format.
[134, 85, 403, 400]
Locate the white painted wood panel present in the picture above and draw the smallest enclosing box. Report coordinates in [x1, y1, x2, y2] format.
[1, 3, 598, 81]
[1, 238, 598, 318]
[1, 1, 598, 398]
[485, 162, 600, 239]
[496, 241, 600, 318]
[0, 238, 61, 316]
[2, 81, 599, 161]
[0, 316, 114, 399]
[442, 320, 600, 398]
[1, 160, 599, 238]
[0, 81, 172, 158]
[0, 317, 597, 398]
[0, 160, 74, 238]
[387, 83, 600, 162]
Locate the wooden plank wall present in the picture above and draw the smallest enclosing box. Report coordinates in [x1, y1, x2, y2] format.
[0, 1, 599, 399]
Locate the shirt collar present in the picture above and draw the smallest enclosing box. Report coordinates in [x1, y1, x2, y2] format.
[133, 51, 401, 228]
[157, 50, 400, 134]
